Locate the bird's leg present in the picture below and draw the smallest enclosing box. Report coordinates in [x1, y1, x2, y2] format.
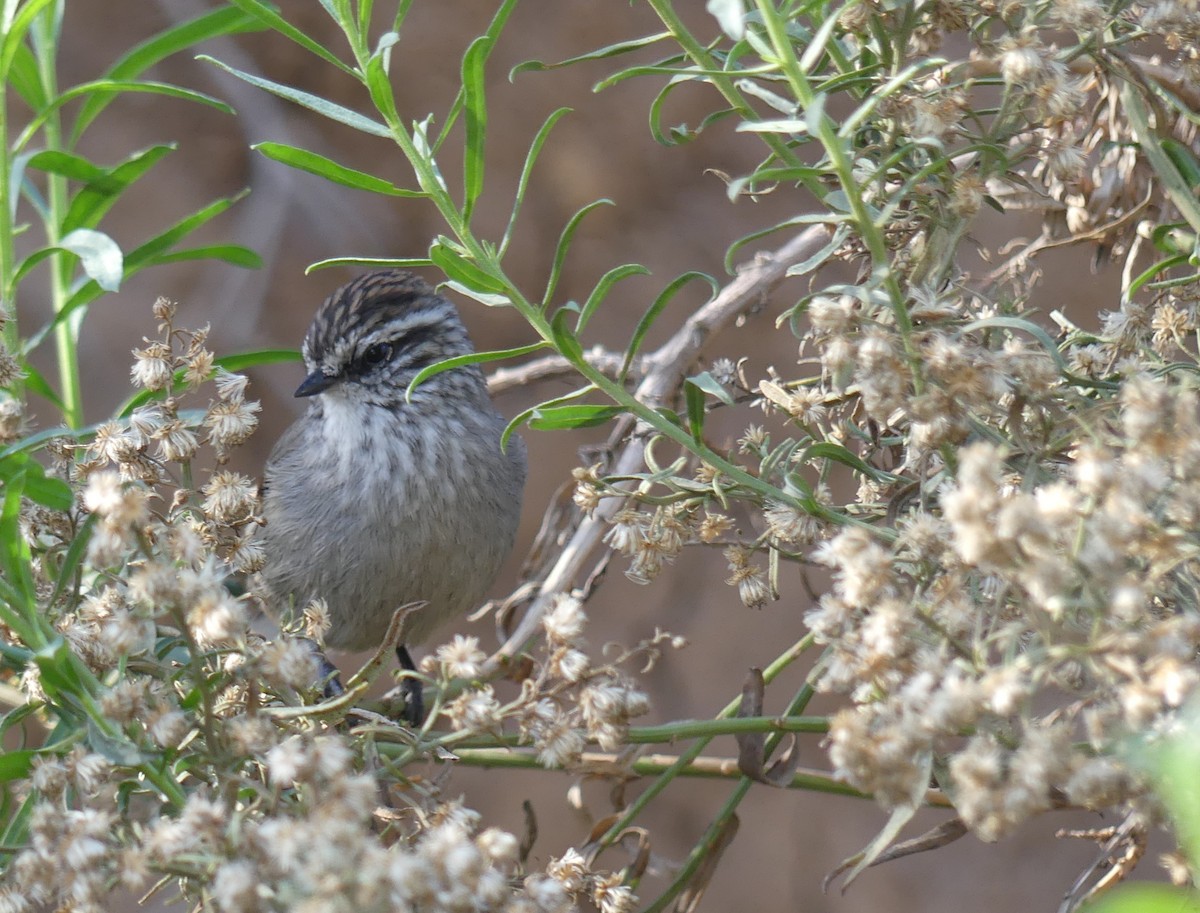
[396, 644, 424, 726]
[299, 637, 345, 698]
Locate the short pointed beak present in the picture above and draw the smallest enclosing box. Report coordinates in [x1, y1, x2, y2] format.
[294, 370, 337, 398]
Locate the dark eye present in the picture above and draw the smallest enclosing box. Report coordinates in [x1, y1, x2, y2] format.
[361, 342, 392, 367]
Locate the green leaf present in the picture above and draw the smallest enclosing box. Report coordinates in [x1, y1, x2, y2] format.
[223, 0, 356, 76]
[200, 56, 390, 137]
[307, 256, 433, 273]
[26, 192, 250, 354]
[501, 107, 572, 256]
[549, 303, 584, 362]
[1163, 138, 1200, 191]
[18, 362, 64, 412]
[960, 316, 1069, 374]
[22, 473, 72, 513]
[364, 34, 400, 127]
[802, 441, 901, 484]
[48, 513, 96, 610]
[578, 263, 651, 332]
[501, 384, 596, 449]
[59, 229, 122, 291]
[61, 144, 175, 233]
[429, 239, 507, 295]
[145, 244, 263, 269]
[529, 403, 623, 431]
[0, 0, 54, 81]
[24, 150, 106, 183]
[407, 341, 549, 400]
[0, 467, 36, 605]
[0, 453, 70, 511]
[684, 379, 706, 441]
[461, 34, 490, 222]
[1084, 885, 1200, 913]
[510, 32, 672, 77]
[8, 43, 44, 109]
[622, 272, 718, 379]
[687, 370, 735, 405]
[252, 142, 423, 196]
[0, 749, 33, 783]
[15, 80, 232, 153]
[72, 6, 265, 140]
[543, 199, 614, 309]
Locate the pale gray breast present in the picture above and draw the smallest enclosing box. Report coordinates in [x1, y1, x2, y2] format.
[261, 397, 526, 651]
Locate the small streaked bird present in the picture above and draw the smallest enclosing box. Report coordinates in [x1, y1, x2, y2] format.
[259, 270, 527, 720]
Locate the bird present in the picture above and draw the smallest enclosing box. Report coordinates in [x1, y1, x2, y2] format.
[258, 269, 527, 721]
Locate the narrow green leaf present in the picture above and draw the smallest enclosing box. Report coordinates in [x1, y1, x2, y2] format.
[0, 469, 36, 605]
[48, 513, 96, 610]
[15, 459, 72, 512]
[1125, 253, 1189, 301]
[24, 150, 106, 182]
[27, 192, 250, 353]
[429, 241, 506, 295]
[200, 56, 389, 137]
[59, 229, 122, 291]
[510, 32, 672, 77]
[461, 34, 490, 222]
[8, 43, 44, 109]
[1163, 138, 1200, 190]
[529, 403, 623, 431]
[223, 0, 356, 76]
[364, 35, 400, 127]
[1124, 84, 1200, 234]
[1084, 884, 1200, 913]
[688, 371, 734, 405]
[0, 750, 33, 783]
[684, 380, 706, 441]
[960, 316, 1069, 374]
[549, 303, 584, 362]
[15, 80, 232, 153]
[62, 144, 175, 233]
[253, 142, 423, 196]
[72, 6, 264, 140]
[307, 256, 433, 273]
[407, 341, 549, 400]
[500, 106, 572, 257]
[802, 442, 900, 484]
[621, 272, 718, 379]
[18, 362, 64, 412]
[145, 244, 263, 269]
[443, 281, 512, 307]
[501, 384, 597, 450]
[543, 199, 614, 309]
[578, 263, 651, 332]
[0, 0, 53, 81]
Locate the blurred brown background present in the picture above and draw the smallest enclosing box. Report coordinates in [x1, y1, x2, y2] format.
[43, 2, 1137, 910]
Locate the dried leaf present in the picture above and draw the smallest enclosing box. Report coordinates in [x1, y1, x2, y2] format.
[735, 668, 766, 780]
[519, 800, 538, 864]
[674, 814, 740, 913]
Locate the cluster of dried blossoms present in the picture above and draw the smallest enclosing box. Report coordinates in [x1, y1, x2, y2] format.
[564, 0, 1200, 876]
[0, 299, 668, 913]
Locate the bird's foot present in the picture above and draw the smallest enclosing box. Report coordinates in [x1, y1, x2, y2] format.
[396, 644, 424, 727]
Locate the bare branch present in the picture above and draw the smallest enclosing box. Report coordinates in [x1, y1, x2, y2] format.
[484, 225, 833, 673]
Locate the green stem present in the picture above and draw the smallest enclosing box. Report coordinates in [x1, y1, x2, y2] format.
[644, 0, 821, 197]
[34, 3, 82, 428]
[0, 46, 14, 364]
[643, 672, 820, 913]
[599, 632, 818, 847]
